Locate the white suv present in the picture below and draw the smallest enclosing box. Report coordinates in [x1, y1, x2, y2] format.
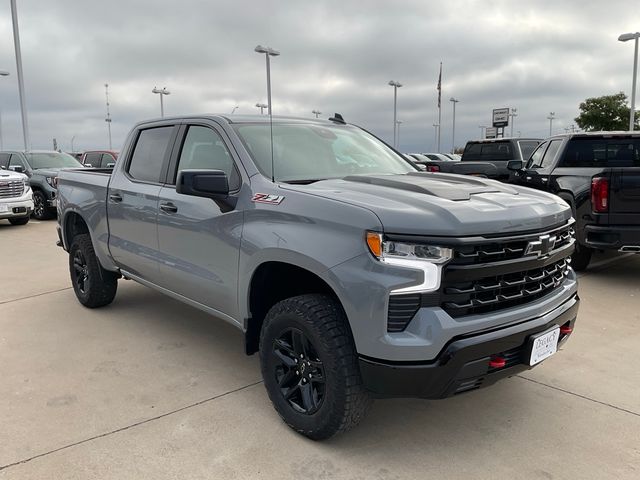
[0, 169, 33, 225]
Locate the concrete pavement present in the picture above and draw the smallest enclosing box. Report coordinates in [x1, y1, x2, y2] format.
[1, 220, 638, 479]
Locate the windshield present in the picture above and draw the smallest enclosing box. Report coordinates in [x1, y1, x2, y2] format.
[233, 123, 416, 182]
[27, 152, 83, 170]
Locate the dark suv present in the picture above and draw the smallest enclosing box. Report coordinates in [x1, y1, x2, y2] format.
[462, 138, 542, 181]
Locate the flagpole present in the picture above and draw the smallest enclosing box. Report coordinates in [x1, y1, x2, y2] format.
[437, 62, 442, 153]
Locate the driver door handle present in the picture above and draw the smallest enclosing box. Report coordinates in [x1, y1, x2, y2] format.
[160, 202, 178, 214]
[109, 193, 123, 202]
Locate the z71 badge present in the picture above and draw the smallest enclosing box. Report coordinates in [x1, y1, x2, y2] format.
[252, 193, 285, 205]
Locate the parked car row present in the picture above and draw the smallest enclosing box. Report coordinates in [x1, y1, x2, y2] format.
[0, 149, 118, 224]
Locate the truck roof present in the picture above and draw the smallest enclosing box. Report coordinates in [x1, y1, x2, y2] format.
[137, 114, 343, 126]
[550, 131, 640, 140]
[466, 137, 542, 143]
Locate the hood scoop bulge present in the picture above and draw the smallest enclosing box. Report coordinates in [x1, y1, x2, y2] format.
[343, 172, 517, 201]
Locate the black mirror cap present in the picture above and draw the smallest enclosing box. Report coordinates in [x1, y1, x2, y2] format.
[507, 160, 523, 171]
[11, 165, 25, 173]
[177, 169, 230, 199]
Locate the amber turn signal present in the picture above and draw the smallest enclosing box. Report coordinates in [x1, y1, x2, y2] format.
[366, 232, 383, 258]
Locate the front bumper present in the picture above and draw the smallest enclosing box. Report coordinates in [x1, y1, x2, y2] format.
[0, 194, 34, 219]
[584, 224, 640, 250]
[359, 292, 579, 398]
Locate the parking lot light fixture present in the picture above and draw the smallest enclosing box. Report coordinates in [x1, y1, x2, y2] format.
[254, 45, 280, 116]
[618, 32, 640, 131]
[449, 97, 459, 153]
[388, 80, 403, 148]
[255, 102, 268, 115]
[547, 112, 555, 136]
[152, 87, 170, 117]
[312, 109, 322, 118]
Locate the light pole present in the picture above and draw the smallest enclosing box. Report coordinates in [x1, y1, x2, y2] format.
[432, 123, 439, 151]
[231, 105, 239, 114]
[388, 80, 402, 148]
[152, 87, 170, 117]
[70, 135, 76, 152]
[255, 102, 267, 114]
[10, 0, 29, 151]
[104, 83, 112, 149]
[396, 120, 403, 150]
[619, 32, 640, 130]
[450, 97, 459, 153]
[478, 125, 487, 138]
[312, 109, 322, 118]
[547, 112, 555, 136]
[0, 70, 9, 150]
[509, 108, 518, 137]
[254, 45, 280, 116]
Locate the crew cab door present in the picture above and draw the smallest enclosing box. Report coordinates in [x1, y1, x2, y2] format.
[519, 140, 562, 191]
[155, 121, 244, 320]
[107, 124, 178, 280]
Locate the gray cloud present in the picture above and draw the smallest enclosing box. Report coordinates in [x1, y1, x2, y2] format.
[0, 0, 638, 153]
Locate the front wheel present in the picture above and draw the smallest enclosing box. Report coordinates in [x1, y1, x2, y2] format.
[69, 234, 118, 308]
[32, 191, 54, 220]
[259, 294, 372, 440]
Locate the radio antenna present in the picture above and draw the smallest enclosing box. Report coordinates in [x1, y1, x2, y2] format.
[254, 45, 280, 183]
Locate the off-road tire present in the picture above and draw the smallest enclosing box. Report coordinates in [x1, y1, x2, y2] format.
[8, 216, 29, 225]
[69, 234, 118, 308]
[259, 294, 372, 440]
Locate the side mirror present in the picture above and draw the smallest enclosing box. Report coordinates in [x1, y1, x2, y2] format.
[177, 169, 237, 211]
[507, 160, 523, 171]
[10, 165, 24, 173]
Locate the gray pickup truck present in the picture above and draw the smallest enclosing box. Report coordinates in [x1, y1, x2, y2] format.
[57, 115, 579, 439]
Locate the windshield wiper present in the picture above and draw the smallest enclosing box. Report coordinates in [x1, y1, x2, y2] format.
[281, 179, 325, 185]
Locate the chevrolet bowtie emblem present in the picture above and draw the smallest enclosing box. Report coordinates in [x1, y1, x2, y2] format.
[525, 234, 557, 258]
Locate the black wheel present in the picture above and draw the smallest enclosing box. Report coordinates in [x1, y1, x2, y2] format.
[32, 191, 54, 220]
[259, 294, 372, 440]
[8, 216, 29, 225]
[571, 242, 592, 271]
[69, 234, 118, 308]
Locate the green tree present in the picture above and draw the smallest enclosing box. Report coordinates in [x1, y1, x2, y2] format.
[574, 92, 638, 131]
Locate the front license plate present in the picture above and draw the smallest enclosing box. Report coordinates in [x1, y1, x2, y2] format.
[0, 204, 8, 213]
[529, 327, 560, 366]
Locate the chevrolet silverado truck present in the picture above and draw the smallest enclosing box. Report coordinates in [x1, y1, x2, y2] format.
[0, 168, 33, 225]
[510, 132, 640, 270]
[56, 115, 579, 439]
[0, 150, 84, 219]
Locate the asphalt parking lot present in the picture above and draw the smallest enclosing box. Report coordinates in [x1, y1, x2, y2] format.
[1, 220, 639, 479]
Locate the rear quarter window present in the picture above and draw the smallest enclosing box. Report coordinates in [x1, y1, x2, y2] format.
[127, 127, 174, 183]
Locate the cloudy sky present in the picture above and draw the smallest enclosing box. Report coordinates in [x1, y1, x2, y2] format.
[0, 0, 639, 153]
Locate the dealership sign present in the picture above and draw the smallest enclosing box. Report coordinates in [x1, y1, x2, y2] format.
[485, 127, 498, 139]
[492, 108, 510, 128]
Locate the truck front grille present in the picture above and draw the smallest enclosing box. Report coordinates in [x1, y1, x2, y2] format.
[0, 180, 24, 199]
[441, 258, 571, 318]
[385, 221, 575, 331]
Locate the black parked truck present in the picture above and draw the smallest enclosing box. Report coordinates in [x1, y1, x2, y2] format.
[510, 132, 640, 270]
[461, 138, 542, 182]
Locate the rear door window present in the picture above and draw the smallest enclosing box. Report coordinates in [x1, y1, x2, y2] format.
[560, 138, 640, 167]
[527, 142, 548, 169]
[127, 127, 174, 183]
[100, 153, 116, 168]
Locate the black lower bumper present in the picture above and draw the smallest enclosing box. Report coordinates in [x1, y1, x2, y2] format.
[359, 294, 579, 399]
[584, 224, 640, 250]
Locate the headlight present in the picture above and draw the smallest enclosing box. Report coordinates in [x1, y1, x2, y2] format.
[366, 232, 453, 294]
[45, 176, 58, 188]
[22, 179, 30, 191]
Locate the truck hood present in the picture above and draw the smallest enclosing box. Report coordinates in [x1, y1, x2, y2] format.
[32, 167, 71, 177]
[281, 173, 571, 236]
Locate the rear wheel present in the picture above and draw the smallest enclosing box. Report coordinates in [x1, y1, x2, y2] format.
[8, 216, 29, 225]
[259, 294, 372, 440]
[69, 234, 118, 308]
[571, 242, 592, 271]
